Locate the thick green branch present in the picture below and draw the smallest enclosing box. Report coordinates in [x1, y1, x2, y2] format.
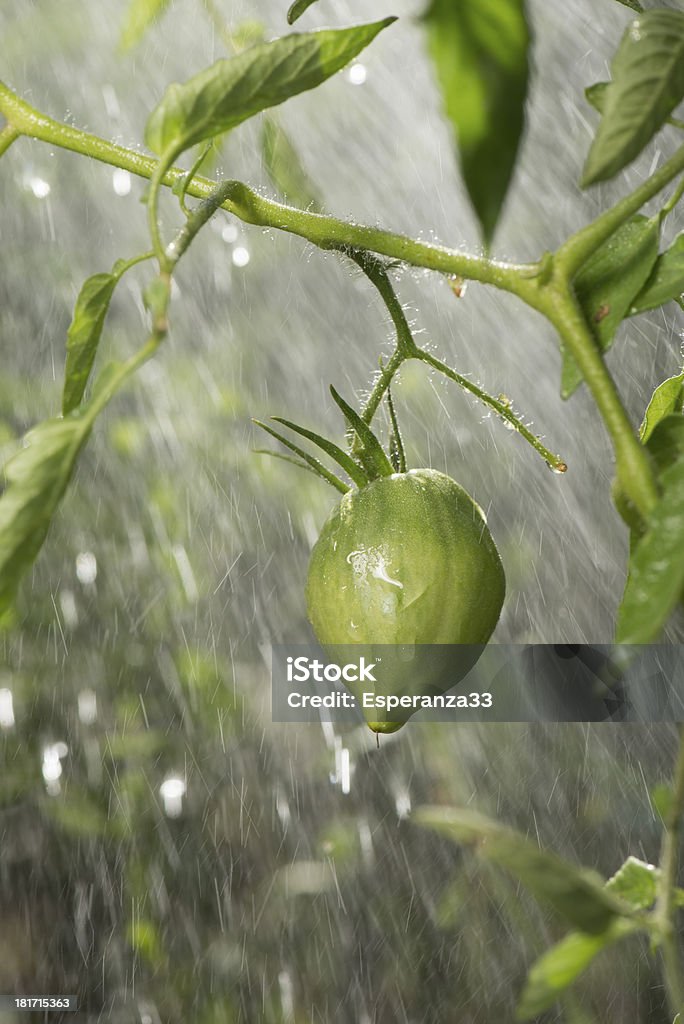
[538, 284, 657, 517]
[0, 80, 535, 296]
[0, 122, 20, 157]
[656, 726, 684, 1022]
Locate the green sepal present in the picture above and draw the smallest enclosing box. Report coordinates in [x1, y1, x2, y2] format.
[252, 419, 349, 494]
[329, 386, 395, 480]
[386, 387, 406, 473]
[253, 448, 325, 481]
[271, 416, 368, 488]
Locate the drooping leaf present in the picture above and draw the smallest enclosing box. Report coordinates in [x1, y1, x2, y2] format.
[271, 416, 367, 488]
[639, 373, 684, 443]
[616, 455, 684, 642]
[252, 419, 349, 493]
[0, 417, 94, 614]
[261, 116, 323, 211]
[413, 807, 630, 934]
[0, 358, 151, 614]
[561, 215, 660, 397]
[145, 19, 395, 156]
[120, 0, 172, 51]
[329, 387, 395, 481]
[585, 82, 610, 115]
[516, 920, 638, 1020]
[287, 0, 321, 25]
[630, 234, 684, 315]
[582, 10, 684, 186]
[423, 0, 530, 246]
[605, 856, 657, 909]
[62, 270, 121, 415]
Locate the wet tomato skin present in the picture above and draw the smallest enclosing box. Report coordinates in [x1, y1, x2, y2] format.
[306, 468, 505, 648]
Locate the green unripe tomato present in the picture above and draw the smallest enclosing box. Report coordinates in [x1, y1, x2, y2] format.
[305, 469, 506, 733]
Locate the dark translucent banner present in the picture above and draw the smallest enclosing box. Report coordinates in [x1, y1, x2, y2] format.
[271, 644, 684, 725]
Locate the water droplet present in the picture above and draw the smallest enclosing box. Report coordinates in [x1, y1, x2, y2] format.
[548, 461, 568, 474]
[348, 63, 367, 85]
[112, 168, 131, 196]
[28, 176, 50, 199]
[76, 551, 97, 585]
[222, 222, 239, 244]
[232, 246, 250, 267]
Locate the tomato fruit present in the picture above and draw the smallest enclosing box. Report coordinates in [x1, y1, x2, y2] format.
[305, 469, 506, 732]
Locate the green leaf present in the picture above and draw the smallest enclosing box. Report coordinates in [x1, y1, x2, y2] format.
[329, 387, 395, 481]
[616, 454, 684, 642]
[413, 807, 630, 934]
[630, 234, 684, 315]
[585, 82, 610, 115]
[423, 0, 530, 246]
[516, 920, 638, 1020]
[644, 415, 684, 480]
[62, 271, 120, 415]
[0, 357, 150, 614]
[0, 416, 93, 614]
[639, 373, 684, 443]
[287, 0, 320, 25]
[271, 416, 368, 488]
[614, 0, 643, 11]
[261, 116, 323, 211]
[145, 19, 395, 156]
[561, 215, 660, 398]
[605, 856, 657, 910]
[582, 10, 684, 186]
[120, 0, 172, 51]
[252, 419, 349, 493]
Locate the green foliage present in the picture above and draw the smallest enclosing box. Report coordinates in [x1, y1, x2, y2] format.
[63, 267, 121, 414]
[561, 215, 660, 397]
[413, 807, 631, 934]
[423, 0, 530, 245]
[630, 234, 684, 315]
[605, 856, 657, 909]
[120, 0, 173, 52]
[639, 373, 684, 443]
[145, 19, 395, 157]
[0, 415, 94, 615]
[616, 453, 684, 642]
[517, 920, 638, 1019]
[583, 9, 684, 186]
[287, 0, 321, 25]
[261, 117, 322, 211]
[585, 81, 610, 115]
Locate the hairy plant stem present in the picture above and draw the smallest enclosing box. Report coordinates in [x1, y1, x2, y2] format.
[656, 726, 684, 1022]
[3, 79, 682, 513]
[535, 283, 658, 517]
[0, 122, 19, 157]
[417, 349, 566, 471]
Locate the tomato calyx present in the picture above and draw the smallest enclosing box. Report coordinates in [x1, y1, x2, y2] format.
[253, 383, 404, 491]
